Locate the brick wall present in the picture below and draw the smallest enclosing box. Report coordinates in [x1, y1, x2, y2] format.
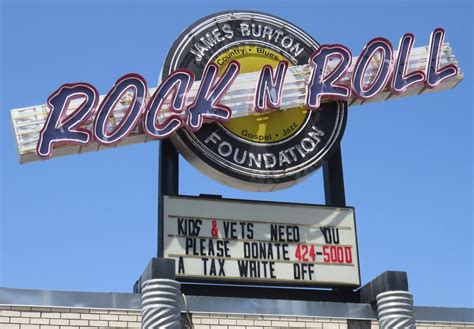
[191, 314, 474, 329]
[1, 305, 473, 328]
[0, 305, 140, 328]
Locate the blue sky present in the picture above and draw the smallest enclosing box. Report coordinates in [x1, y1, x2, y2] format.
[1, 0, 472, 308]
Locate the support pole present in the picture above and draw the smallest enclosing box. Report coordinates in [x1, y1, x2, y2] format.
[158, 140, 179, 257]
[323, 144, 346, 207]
[323, 145, 353, 297]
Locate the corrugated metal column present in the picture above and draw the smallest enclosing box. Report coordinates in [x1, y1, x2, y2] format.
[136, 258, 183, 328]
[141, 279, 182, 328]
[359, 271, 416, 329]
[376, 290, 416, 328]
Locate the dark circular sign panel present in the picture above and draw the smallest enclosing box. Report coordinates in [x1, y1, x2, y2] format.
[163, 11, 347, 191]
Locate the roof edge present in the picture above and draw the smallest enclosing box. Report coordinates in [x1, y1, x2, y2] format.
[0, 287, 472, 324]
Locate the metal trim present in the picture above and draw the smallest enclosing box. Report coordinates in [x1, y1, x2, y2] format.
[186, 295, 375, 320]
[0, 287, 472, 324]
[414, 306, 474, 324]
[0, 287, 141, 310]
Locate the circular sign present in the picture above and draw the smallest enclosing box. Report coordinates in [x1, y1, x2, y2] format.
[163, 11, 347, 191]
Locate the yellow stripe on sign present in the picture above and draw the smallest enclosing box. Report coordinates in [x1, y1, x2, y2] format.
[215, 46, 308, 144]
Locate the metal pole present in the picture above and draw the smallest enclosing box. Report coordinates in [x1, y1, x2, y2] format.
[323, 144, 346, 207]
[323, 144, 353, 297]
[158, 140, 179, 258]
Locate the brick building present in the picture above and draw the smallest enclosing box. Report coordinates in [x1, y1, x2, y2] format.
[1, 287, 473, 328]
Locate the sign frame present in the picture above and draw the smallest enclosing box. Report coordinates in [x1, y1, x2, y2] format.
[162, 193, 361, 289]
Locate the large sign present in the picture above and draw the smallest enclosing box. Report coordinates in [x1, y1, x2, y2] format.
[10, 11, 462, 192]
[164, 11, 346, 192]
[163, 195, 360, 287]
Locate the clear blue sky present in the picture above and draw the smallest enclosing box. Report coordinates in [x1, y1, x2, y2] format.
[1, 0, 472, 308]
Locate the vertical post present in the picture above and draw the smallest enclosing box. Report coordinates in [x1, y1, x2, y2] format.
[323, 144, 353, 297]
[158, 139, 179, 258]
[323, 144, 346, 207]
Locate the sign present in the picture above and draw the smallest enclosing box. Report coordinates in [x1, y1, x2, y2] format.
[163, 195, 360, 287]
[10, 11, 463, 191]
[164, 11, 346, 192]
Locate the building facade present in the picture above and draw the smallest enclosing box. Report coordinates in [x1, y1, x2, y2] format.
[1, 287, 473, 328]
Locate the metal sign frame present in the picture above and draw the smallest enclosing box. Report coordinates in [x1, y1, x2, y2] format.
[162, 194, 361, 288]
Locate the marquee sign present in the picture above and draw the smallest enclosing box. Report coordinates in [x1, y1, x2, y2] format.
[10, 11, 462, 191]
[163, 195, 360, 287]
